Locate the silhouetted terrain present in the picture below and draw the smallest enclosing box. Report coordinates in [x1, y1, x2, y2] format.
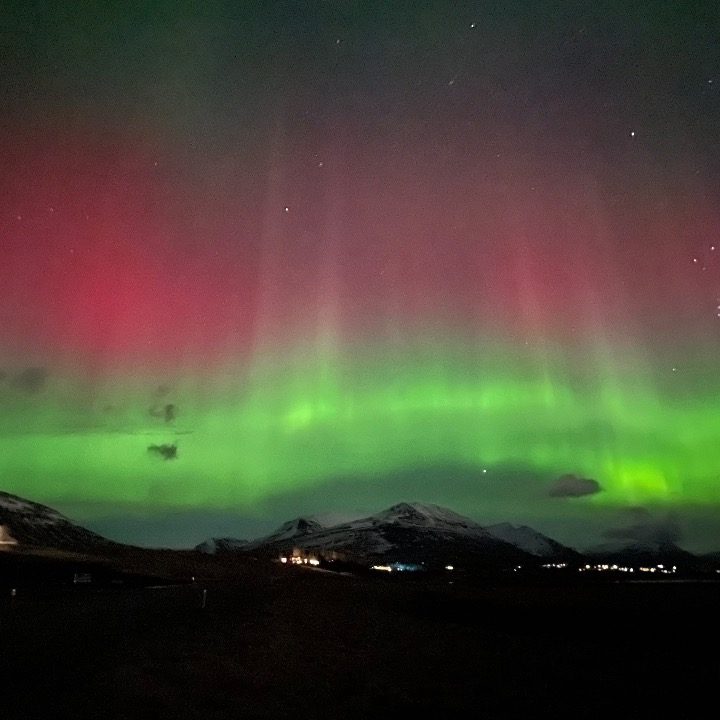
[1, 549, 717, 719]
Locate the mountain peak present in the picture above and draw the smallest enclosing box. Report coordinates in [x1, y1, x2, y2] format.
[374, 502, 481, 530]
[259, 516, 326, 544]
[0, 491, 67, 524]
[0, 490, 112, 550]
[195, 537, 249, 554]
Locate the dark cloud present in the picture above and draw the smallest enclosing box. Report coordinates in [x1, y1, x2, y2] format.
[149, 403, 177, 423]
[603, 507, 682, 545]
[147, 443, 178, 461]
[548, 474, 602, 498]
[11, 367, 48, 394]
[155, 384, 172, 398]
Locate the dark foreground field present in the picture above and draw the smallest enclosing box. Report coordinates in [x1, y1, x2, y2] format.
[1, 553, 718, 719]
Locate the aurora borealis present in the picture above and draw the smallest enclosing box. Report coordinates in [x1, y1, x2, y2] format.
[1, 2, 719, 549]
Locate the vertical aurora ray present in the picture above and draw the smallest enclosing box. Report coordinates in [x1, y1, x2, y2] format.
[3, 143, 719, 512]
[1, 335, 718, 513]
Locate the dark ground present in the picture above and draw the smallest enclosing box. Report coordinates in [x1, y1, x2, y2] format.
[1, 550, 718, 719]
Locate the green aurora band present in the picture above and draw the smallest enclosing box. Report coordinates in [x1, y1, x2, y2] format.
[2, 339, 718, 512]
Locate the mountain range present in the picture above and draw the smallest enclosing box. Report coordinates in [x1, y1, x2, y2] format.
[1, 490, 717, 574]
[197, 501, 582, 569]
[197, 502, 720, 573]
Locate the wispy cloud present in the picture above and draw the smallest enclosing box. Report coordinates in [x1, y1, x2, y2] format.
[147, 443, 178, 461]
[548, 474, 602, 498]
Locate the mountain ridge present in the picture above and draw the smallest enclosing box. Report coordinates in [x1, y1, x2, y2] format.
[1, 490, 715, 573]
[0, 490, 116, 551]
[197, 501, 578, 568]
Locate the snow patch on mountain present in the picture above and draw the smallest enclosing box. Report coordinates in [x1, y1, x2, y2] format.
[0, 490, 113, 549]
[370, 502, 484, 532]
[0, 492, 67, 523]
[195, 537, 249, 554]
[263, 517, 326, 543]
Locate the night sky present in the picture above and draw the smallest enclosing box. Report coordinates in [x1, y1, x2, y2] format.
[1, 1, 719, 550]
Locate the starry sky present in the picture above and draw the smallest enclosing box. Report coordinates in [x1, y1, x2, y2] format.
[1, 1, 719, 550]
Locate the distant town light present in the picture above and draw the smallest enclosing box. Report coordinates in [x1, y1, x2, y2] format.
[371, 564, 393, 572]
[445, 565, 454, 571]
[280, 556, 287, 563]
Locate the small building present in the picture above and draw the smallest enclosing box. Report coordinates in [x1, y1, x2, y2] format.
[0, 524, 18, 548]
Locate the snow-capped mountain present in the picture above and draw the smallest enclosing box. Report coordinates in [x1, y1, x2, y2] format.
[251, 517, 326, 546]
[196, 502, 585, 567]
[0, 491, 114, 551]
[197, 517, 326, 555]
[485, 523, 578, 559]
[371, 502, 483, 531]
[195, 537, 249, 554]
[201, 502, 558, 568]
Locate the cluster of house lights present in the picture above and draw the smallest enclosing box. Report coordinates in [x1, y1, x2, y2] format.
[516, 563, 680, 574]
[369, 564, 454, 572]
[279, 557, 691, 576]
[279, 556, 320, 566]
[578, 564, 677, 574]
